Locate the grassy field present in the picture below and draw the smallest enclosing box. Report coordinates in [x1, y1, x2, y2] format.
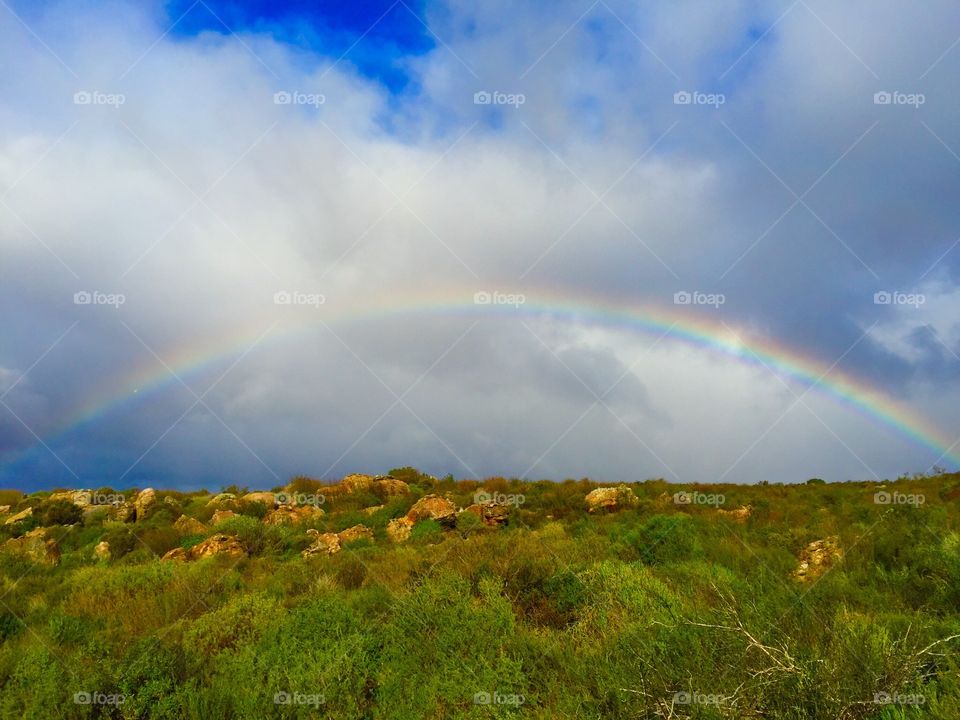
[0, 469, 958, 719]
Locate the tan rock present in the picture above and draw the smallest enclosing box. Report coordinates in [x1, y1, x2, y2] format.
[206, 492, 237, 507]
[110, 501, 135, 523]
[162, 534, 245, 562]
[386, 517, 414, 543]
[174, 515, 209, 535]
[584, 485, 639, 513]
[716, 505, 752, 523]
[337, 524, 374, 544]
[263, 504, 324, 525]
[792, 536, 843, 582]
[302, 530, 341, 557]
[240, 491, 276, 508]
[133, 488, 156, 521]
[49, 490, 93, 507]
[211, 509, 236, 525]
[465, 502, 511, 527]
[2, 527, 60, 565]
[4, 506, 33, 525]
[341, 473, 374, 493]
[363, 505, 385, 515]
[373, 476, 410, 497]
[0, 505, 10, 514]
[406, 495, 457, 525]
[93, 540, 111, 561]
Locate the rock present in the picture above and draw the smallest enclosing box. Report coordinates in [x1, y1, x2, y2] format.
[584, 485, 639, 513]
[341, 474, 374, 493]
[406, 495, 457, 525]
[240, 491, 276, 508]
[465, 502, 511, 527]
[301, 530, 341, 557]
[162, 534, 245, 562]
[174, 515, 209, 535]
[373, 476, 410, 497]
[386, 517, 414, 543]
[792, 536, 843, 582]
[363, 505, 385, 515]
[263, 504, 324, 526]
[206, 492, 237, 507]
[211, 509, 236, 525]
[93, 540, 111, 561]
[337, 524, 373, 544]
[133, 488, 156, 521]
[4, 506, 33, 525]
[110, 501, 136, 523]
[717, 505, 752, 523]
[2, 527, 60, 565]
[49, 490, 93, 508]
[0, 505, 9, 514]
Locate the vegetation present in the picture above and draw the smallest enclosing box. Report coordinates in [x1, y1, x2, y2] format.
[0, 470, 958, 718]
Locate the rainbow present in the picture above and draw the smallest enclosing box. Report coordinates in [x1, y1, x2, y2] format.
[26, 287, 960, 470]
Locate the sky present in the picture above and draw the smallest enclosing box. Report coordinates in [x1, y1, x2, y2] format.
[1, 0, 959, 491]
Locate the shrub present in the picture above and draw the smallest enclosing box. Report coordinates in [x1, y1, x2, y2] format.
[39, 499, 83, 526]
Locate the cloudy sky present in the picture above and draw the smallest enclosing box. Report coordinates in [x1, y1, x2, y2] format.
[1, 0, 959, 491]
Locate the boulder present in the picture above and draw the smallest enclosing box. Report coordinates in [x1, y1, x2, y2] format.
[337, 524, 373, 544]
[386, 517, 414, 543]
[162, 534, 245, 562]
[211, 509, 236, 525]
[110, 501, 136, 523]
[174, 515, 209, 535]
[133, 488, 156, 521]
[792, 536, 843, 582]
[4, 506, 33, 526]
[0, 505, 10, 514]
[2, 527, 60, 565]
[716, 505, 752, 523]
[49, 490, 92, 508]
[93, 540, 111, 561]
[241, 491, 276, 508]
[263, 504, 324, 526]
[465, 502, 511, 527]
[373, 476, 410, 497]
[406, 495, 457, 525]
[341, 474, 374, 493]
[584, 485, 639, 513]
[206, 492, 237, 508]
[301, 530, 342, 557]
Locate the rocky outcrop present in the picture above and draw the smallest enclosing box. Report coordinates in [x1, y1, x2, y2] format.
[337, 524, 374, 544]
[133, 488, 156, 521]
[110, 501, 136, 523]
[240, 492, 276, 508]
[341, 474, 374, 493]
[301, 530, 342, 557]
[211, 509, 237, 525]
[716, 505, 752, 523]
[373, 476, 410, 497]
[49, 490, 93, 508]
[2, 528, 60, 565]
[4, 507, 33, 526]
[93, 540, 111, 561]
[464, 502, 511, 527]
[162, 534, 245, 562]
[792, 536, 843, 582]
[174, 515, 209, 535]
[386, 517, 414, 543]
[263, 504, 324, 526]
[206, 492, 238, 508]
[584, 485, 640, 513]
[406, 495, 457, 525]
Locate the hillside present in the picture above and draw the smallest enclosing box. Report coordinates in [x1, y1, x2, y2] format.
[0, 470, 958, 719]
